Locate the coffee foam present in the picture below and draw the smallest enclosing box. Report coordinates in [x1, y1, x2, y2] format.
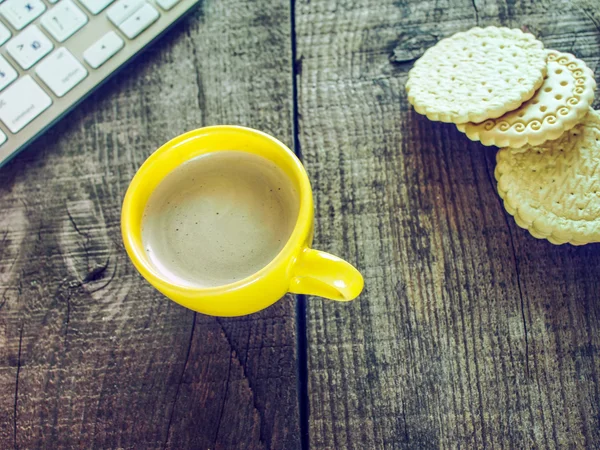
[142, 151, 299, 287]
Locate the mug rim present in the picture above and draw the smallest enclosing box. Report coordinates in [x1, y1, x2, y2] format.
[121, 125, 313, 295]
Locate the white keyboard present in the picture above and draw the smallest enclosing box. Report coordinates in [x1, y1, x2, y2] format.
[0, 0, 200, 167]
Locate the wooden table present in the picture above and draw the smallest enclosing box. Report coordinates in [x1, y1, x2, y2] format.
[1, 0, 600, 448]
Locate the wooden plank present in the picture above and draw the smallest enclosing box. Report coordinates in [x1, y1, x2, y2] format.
[0, 1, 300, 448]
[296, 0, 600, 448]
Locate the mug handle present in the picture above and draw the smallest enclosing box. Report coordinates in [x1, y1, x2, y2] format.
[289, 248, 364, 301]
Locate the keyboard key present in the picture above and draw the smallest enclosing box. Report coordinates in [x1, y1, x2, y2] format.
[0, 76, 52, 133]
[0, 22, 11, 46]
[77, 0, 113, 15]
[155, 0, 179, 10]
[83, 31, 123, 68]
[36, 48, 87, 97]
[41, 0, 88, 43]
[0, 0, 46, 30]
[6, 25, 53, 70]
[0, 55, 17, 91]
[106, 0, 144, 25]
[119, 3, 158, 39]
[0, 130, 6, 146]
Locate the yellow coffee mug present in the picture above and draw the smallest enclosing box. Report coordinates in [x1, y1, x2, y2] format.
[121, 126, 363, 316]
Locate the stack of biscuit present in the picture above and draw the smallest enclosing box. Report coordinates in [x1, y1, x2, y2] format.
[406, 26, 599, 245]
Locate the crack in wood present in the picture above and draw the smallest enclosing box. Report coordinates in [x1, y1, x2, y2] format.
[87, 259, 118, 294]
[65, 205, 96, 281]
[66, 206, 89, 241]
[64, 204, 115, 285]
[13, 326, 23, 450]
[83, 257, 110, 283]
[471, 0, 480, 25]
[185, 28, 207, 125]
[213, 344, 233, 445]
[389, 33, 439, 64]
[580, 7, 600, 35]
[163, 312, 197, 450]
[216, 318, 267, 445]
[0, 290, 8, 311]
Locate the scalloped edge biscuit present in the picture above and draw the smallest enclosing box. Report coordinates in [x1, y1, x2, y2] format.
[495, 109, 600, 245]
[459, 51, 596, 148]
[406, 27, 547, 124]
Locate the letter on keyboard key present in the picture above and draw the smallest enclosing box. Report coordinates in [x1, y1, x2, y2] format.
[6, 25, 54, 70]
[0, 0, 46, 30]
[78, 0, 114, 15]
[0, 76, 52, 134]
[106, 0, 145, 25]
[41, 0, 88, 43]
[0, 22, 11, 46]
[36, 48, 87, 97]
[119, 3, 158, 39]
[83, 31, 124, 69]
[0, 55, 17, 92]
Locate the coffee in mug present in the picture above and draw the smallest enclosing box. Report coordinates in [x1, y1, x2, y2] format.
[142, 151, 300, 287]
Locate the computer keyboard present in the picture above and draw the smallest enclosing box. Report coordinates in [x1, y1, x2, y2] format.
[0, 0, 200, 167]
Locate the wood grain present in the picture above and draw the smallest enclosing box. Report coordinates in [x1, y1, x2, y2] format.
[0, 1, 299, 449]
[295, 0, 600, 448]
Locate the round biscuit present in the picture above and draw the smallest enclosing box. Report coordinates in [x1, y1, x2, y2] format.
[406, 27, 547, 124]
[459, 50, 596, 148]
[495, 109, 600, 245]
